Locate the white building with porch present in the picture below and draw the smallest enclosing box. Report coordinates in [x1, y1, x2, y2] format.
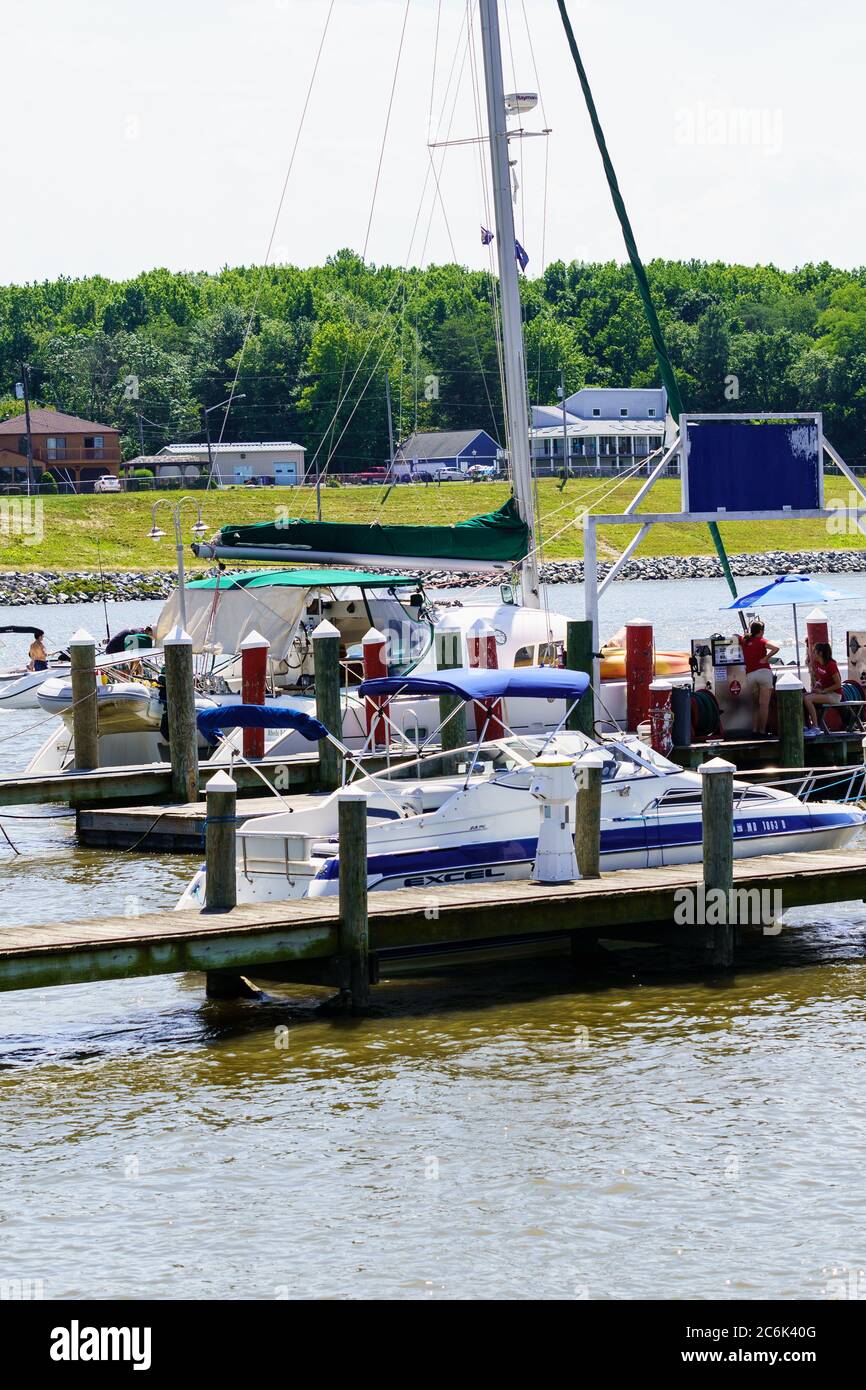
[531, 387, 668, 473]
[156, 441, 306, 486]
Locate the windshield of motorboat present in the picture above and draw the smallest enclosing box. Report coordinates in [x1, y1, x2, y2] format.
[363, 589, 433, 676]
[491, 733, 604, 772]
[605, 736, 680, 776]
[491, 733, 678, 780]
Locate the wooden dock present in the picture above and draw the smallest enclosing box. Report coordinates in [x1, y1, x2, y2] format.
[671, 732, 866, 771]
[0, 754, 317, 809]
[2, 848, 866, 998]
[76, 793, 326, 851]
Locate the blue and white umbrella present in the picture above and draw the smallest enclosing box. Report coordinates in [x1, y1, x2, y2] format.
[723, 574, 856, 674]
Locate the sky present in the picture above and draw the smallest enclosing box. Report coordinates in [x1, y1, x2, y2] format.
[2, 0, 865, 285]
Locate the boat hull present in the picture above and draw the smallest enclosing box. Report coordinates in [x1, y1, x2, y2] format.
[178, 803, 863, 909]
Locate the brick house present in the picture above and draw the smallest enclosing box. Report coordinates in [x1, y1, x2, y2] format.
[0, 408, 122, 490]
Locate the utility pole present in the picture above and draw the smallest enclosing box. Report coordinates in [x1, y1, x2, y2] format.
[203, 407, 215, 491]
[560, 369, 569, 477]
[203, 395, 245, 491]
[385, 374, 396, 470]
[19, 363, 34, 497]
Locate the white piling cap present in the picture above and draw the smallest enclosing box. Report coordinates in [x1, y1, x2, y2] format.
[468, 617, 495, 634]
[338, 790, 368, 802]
[699, 756, 737, 774]
[625, 618, 652, 628]
[206, 770, 236, 792]
[775, 671, 804, 691]
[163, 624, 192, 646]
[578, 751, 606, 768]
[239, 628, 270, 650]
[649, 678, 672, 690]
[311, 619, 340, 639]
[362, 627, 387, 645]
[68, 627, 96, 646]
[806, 608, 828, 621]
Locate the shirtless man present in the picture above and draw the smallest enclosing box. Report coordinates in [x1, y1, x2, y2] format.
[28, 630, 48, 671]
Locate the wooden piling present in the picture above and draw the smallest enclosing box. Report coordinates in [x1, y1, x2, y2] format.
[163, 625, 199, 804]
[338, 792, 370, 1011]
[239, 629, 270, 759]
[313, 619, 342, 792]
[574, 754, 603, 879]
[205, 770, 237, 912]
[699, 756, 735, 968]
[775, 671, 804, 770]
[435, 628, 467, 773]
[69, 628, 99, 771]
[565, 619, 595, 736]
[203, 770, 258, 999]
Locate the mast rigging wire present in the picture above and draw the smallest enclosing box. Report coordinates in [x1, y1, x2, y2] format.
[209, 0, 337, 465]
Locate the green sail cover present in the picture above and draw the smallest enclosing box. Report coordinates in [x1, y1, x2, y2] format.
[213, 497, 529, 565]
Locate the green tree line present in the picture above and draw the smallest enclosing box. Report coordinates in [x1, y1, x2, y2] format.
[1, 251, 864, 466]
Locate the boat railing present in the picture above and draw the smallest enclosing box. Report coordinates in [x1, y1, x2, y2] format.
[734, 766, 866, 807]
[239, 830, 316, 882]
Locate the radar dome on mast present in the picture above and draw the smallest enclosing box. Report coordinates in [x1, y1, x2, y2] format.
[504, 92, 538, 116]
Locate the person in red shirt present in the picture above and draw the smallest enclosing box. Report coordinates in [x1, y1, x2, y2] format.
[804, 640, 843, 735]
[735, 620, 780, 736]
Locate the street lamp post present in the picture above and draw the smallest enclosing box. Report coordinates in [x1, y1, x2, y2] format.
[149, 497, 208, 630]
[203, 395, 245, 491]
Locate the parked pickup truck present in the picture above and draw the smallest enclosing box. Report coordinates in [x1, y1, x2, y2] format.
[355, 468, 390, 484]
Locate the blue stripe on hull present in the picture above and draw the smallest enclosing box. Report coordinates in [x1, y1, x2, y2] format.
[312, 808, 852, 887]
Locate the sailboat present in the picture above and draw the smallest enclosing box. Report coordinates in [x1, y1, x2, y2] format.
[22, 3, 665, 777]
[194, 2, 546, 608]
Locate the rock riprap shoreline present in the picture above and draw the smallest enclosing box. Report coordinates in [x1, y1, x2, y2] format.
[0, 550, 864, 605]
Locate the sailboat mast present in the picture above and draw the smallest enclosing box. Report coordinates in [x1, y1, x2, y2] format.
[478, 0, 540, 608]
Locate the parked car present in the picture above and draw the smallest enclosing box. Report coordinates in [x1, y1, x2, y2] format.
[414, 465, 465, 483]
[94, 475, 122, 493]
[356, 468, 390, 484]
[467, 463, 499, 481]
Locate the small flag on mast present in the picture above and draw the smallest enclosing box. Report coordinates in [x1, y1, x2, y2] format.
[514, 239, 529, 272]
[481, 225, 494, 245]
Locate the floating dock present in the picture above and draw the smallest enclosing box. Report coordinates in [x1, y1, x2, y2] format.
[2, 848, 866, 999]
[76, 793, 326, 851]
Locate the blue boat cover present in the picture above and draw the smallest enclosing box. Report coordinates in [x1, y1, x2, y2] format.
[196, 704, 329, 744]
[358, 665, 590, 703]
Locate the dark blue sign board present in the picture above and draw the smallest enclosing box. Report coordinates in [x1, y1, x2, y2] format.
[681, 413, 823, 514]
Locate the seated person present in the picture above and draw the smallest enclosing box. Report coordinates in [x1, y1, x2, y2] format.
[804, 641, 843, 736]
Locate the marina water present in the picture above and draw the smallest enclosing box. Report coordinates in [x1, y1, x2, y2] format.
[1, 578, 865, 1299]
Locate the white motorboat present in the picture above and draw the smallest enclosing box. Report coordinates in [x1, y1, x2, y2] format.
[177, 668, 866, 911]
[0, 663, 70, 711]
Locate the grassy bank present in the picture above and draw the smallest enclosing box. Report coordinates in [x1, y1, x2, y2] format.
[0, 478, 858, 573]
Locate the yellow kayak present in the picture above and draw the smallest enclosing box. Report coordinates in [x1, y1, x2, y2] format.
[599, 646, 690, 680]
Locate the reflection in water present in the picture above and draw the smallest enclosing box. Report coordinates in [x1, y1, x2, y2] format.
[1, 597, 866, 1299]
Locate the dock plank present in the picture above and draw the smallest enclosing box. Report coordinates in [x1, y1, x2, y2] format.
[2, 849, 866, 994]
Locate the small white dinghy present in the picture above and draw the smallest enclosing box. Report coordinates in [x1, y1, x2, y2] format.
[36, 677, 161, 734]
[0, 664, 71, 710]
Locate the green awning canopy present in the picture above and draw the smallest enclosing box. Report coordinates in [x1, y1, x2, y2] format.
[186, 568, 420, 591]
[211, 497, 529, 566]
